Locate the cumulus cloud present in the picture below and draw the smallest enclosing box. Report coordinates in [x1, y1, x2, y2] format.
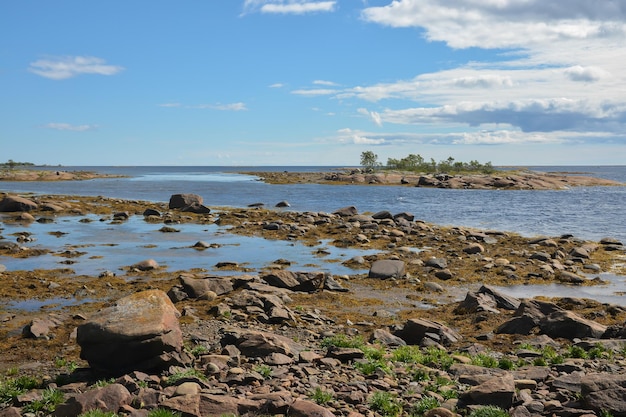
[374, 99, 626, 133]
[291, 88, 336, 96]
[29, 56, 124, 80]
[563, 65, 609, 82]
[360, 0, 626, 49]
[243, 0, 336, 15]
[42, 123, 97, 131]
[337, 128, 386, 145]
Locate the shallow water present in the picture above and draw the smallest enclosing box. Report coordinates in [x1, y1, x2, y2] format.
[0, 215, 378, 277]
[1, 165, 625, 308]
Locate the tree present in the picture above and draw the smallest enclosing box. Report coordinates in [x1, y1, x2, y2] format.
[360, 151, 379, 171]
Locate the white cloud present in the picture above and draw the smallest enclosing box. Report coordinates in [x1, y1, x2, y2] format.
[29, 56, 124, 80]
[165, 102, 248, 111]
[337, 128, 386, 145]
[291, 88, 336, 96]
[313, 79, 339, 86]
[361, 0, 626, 49]
[42, 123, 97, 131]
[269, 83, 285, 88]
[243, 0, 336, 15]
[563, 65, 609, 82]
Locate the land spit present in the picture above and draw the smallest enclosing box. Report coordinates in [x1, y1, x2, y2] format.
[0, 191, 626, 417]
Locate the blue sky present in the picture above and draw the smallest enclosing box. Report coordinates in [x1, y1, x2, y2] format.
[2, 0, 625, 166]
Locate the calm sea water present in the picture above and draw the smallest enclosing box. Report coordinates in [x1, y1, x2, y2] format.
[3, 165, 625, 242]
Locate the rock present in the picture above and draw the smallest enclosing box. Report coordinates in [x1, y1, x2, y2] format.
[53, 384, 131, 417]
[333, 206, 358, 217]
[161, 393, 261, 417]
[289, 399, 337, 417]
[396, 318, 462, 346]
[22, 315, 63, 339]
[143, 208, 161, 217]
[557, 271, 586, 284]
[179, 275, 232, 299]
[425, 257, 448, 269]
[463, 373, 516, 409]
[368, 259, 406, 279]
[581, 373, 626, 416]
[323, 275, 348, 292]
[539, 310, 607, 340]
[0, 196, 38, 212]
[370, 329, 406, 347]
[77, 290, 184, 374]
[275, 200, 290, 207]
[463, 243, 485, 254]
[261, 270, 325, 292]
[372, 210, 393, 219]
[169, 193, 203, 209]
[131, 259, 159, 271]
[182, 202, 211, 214]
[221, 328, 305, 358]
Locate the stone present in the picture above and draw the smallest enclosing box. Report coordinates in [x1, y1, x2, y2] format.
[333, 206, 358, 217]
[262, 270, 325, 292]
[169, 193, 203, 209]
[539, 310, 607, 340]
[0, 196, 38, 212]
[425, 257, 448, 269]
[581, 373, 626, 417]
[396, 318, 462, 346]
[77, 290, 184, 374]
[275, 200, 290, 207]
[368, 259, 406, 279]
[131, 259, 159, 271]
[22, 315, 63, 339]
[221, 328, 305, 358]
[182, 202, 211, 214]
[289, 399, 337, 417]
[370, 329, 406, 347]
[53, 384, 131, 417]
[463, 243, 485, 254]
[463, 373, 516, 409]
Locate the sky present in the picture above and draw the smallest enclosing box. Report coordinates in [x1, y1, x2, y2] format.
[2, 0, 626, 166]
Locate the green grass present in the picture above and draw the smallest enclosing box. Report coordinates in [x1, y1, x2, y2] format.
[0, 375, 40, 406]
[254, 364, 273, 379]
[411, 396, 440, 416]
[22, 387, 65, 414]
[470, 353, 499, 368]
[164, 368, 207, 386]
[78, 410, 118, 417]
[320, 334, 365, 349]
[93, 377, 116, 388]
[147, 409, 183, 417]
[369, 391, 403, 417]
[468, 405, 510, 417]
[310, 387, 334, 405]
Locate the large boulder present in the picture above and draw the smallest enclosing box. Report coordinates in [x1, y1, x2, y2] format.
[395, 318, 462, 346]
[368, 259, 406, 279]
[77, 290, 184, 374]
[53, 384, 131, 417]
[169, 193, 203, 209]
[581, 373, 626, 417]
[0, 196, 38, 212]
[539, 310, 607, 340]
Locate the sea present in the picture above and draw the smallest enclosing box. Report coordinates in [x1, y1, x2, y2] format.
[1, 165, 625, 307]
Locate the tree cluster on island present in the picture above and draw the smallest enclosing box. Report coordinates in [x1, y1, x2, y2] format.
[360, 151, 496, 174]
[0, 160, 35, 170]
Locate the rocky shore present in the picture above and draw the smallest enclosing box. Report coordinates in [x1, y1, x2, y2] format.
[0, 169, 123, 182]
[245, 169, 623, 190]
[1, 192, 626, 417]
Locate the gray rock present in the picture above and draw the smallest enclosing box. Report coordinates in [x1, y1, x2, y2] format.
[539, 310, 607, 340]
[169, 193, 203, 209]
[131, 259, 159, 271]
[396, 318, 462, 346]
[368, 259, 406, 279]
[425, 257, 448, 269]
[289, 399, 337, 417]
[333, 206, 358, 217]
[262, 270, 325, 292]
[581, 373, 626, 417]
